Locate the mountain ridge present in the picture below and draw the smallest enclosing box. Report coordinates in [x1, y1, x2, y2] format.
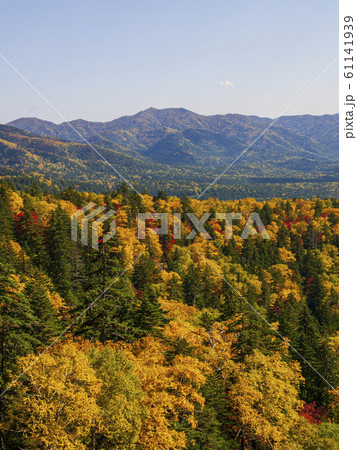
[1, 108, 339, 199]
[8, 107, 338, 128]
[7, 107, 338, 145]
[7, 108, 338, 163]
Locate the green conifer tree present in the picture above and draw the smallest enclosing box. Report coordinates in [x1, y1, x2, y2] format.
[46, 206, 76, 306]
[80, 234, 138, 343]
[0, 263, 38, 394]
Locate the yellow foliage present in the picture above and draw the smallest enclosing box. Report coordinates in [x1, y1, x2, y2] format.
[127, 336, 208, 449]
[279, 247, 296, 263]
[116, 226, 146, 266]
[56, 199, 78, 217]
[222, 350, 304, 447]
[5, 340, 102, 449]
[268, 264, 301, 302]
[7, 240, 30, 265]
[8, 191, 23, 214]
[3, 340, 146, 449]
[32, 200, 58, 225]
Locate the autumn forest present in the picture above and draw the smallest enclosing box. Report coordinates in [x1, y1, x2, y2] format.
[0, 182, 339, 449]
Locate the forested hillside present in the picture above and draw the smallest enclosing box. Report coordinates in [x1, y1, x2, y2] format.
[0, 108, 339, 200]
[8, 108, 339, 163]
[0, 182, 339, 449]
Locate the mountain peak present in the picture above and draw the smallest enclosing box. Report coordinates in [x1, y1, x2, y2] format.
[6, 109, 338, 164]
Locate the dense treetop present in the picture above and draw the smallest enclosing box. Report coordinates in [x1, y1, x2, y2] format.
[0, 182, 338, 448]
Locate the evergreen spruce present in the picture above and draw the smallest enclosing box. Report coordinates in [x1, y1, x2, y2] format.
[46, 206, 76, 305]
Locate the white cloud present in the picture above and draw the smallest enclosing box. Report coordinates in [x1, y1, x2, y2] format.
[219, 80, 235, 88]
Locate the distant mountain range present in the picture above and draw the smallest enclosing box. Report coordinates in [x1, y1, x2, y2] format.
[1, 108, 338, 199]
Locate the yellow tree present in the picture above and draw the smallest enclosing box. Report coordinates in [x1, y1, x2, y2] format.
[4, 340, 145, 450]
[127, 336, 208, 449]
[87, 344, 145, 449]
[222, 349, 304, 448]
[4, 339, 102, 449]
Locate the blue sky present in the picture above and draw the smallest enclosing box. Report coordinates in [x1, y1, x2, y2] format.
[1, 0, 338, 123]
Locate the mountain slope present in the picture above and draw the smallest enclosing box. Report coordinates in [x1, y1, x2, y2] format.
[8, 108, 338, 163]
[2, 109, 339, 199]
[275, 114, 338, 160]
